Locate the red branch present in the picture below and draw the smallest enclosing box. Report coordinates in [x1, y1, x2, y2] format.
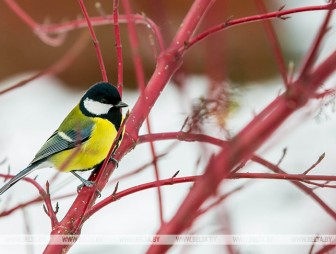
[0, 174, 58, 227]
[0, 32, 89, 95]
[4, 1, 336, 253]
[185, 2, 336, 51]
[87, 176, 198, 217]
[147, 35, 336, 254]
[44, 0, 214, 252]
[0, 193, 73, 218]
[297, 0, 335, 79]
[112, 0, 124, 95]
[138, 132, 227, 147]
[122, 0, 165, 224]
[78, 0, 108, 82]
[87, 171, 336, 219]
[139, 132, 336, 220]
[255, 0, 289, 87]
[252, 155, 336, 220]
[4, 0, 165, 52]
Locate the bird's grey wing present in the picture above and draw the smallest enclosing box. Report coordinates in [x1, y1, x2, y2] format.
[29, 124, 94, 165]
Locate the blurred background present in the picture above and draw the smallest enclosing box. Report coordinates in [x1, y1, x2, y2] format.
[0, 0, 297, 90]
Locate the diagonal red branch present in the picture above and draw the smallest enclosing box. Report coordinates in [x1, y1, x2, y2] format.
[138, 132, 336, 220]
[251, 155, 336, 220]
[78, 0, 108, 82]
[0, 193, 73, 218]
[4, 0, 165, 52]
[186, 2, 336, 51]
[0, 32, 89, 96]
[87, 175, 198, 218]
[146, 46, 336, 253]
[297, 0, 335, 79]
[43, 1, 215, 252]
[0, 174, 59, 227]
[255, 0, 289, 87]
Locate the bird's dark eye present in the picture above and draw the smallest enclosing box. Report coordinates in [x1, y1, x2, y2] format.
[100, 98, 108, 104]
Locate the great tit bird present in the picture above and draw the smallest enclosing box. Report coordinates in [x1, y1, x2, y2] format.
[0, 82, 128, 195]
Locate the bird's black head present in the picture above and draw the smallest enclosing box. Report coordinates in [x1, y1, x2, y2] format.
[80, 82, 128, 128]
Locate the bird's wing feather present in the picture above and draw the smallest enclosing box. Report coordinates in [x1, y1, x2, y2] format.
[30, 123, 94, 165]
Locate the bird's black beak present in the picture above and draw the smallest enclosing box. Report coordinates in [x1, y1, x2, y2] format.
[115, 101, 128, 108]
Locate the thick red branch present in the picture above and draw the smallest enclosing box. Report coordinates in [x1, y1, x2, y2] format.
[147, 47, 336, 253]
[43, 1, 215, 252]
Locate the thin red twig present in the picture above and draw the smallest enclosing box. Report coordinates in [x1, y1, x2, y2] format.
[303, 152, 325, 175]
[113, 0, 123, 95]
[122, 0, 165, 224]
[4, 0, 36, 28]
[0, 32, 89, 96]
[97, 111, 130, 180]
[44, 181, 58, 228]
[88, 170, 336, 221]
[0, 174, 45, 197]
[140, 132, 336, 220]
[147, 46, 336, 253]
[185, 2, 336, 51]
[251, 155, 336, 220]
[255, 0, 289, 87]
[0, 174, 59, 226]
[297, 0, 335, 79]
[4, 0, 165, 52]
[196, 185, 245, 217]
[78, 0, 108, 82]
[110, 151, 169, 184]
[138, 132, 227, 147]
[87, 175, 198, 217]
[4, 0, 66, 46]
[0, 193, 73, 218]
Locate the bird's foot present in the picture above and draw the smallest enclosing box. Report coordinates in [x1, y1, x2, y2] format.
[110, 156, 119, 168]
[72, 171, 100, 197]
[76, 182, 101, 198]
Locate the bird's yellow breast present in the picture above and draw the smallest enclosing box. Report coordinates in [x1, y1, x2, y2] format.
[50, 117, 117, 172]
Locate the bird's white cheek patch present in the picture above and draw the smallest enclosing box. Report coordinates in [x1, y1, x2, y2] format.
[84, 98, 112, 115]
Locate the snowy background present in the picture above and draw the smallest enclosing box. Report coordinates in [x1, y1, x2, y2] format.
[0, 74, 335, 254]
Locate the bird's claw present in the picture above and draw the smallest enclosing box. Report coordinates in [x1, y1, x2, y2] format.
[110, 157, 119, 168]
[76, 182, 101, 197]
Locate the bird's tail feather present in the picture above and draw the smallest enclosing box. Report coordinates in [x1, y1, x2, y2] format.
[0, 165, 36, 195]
